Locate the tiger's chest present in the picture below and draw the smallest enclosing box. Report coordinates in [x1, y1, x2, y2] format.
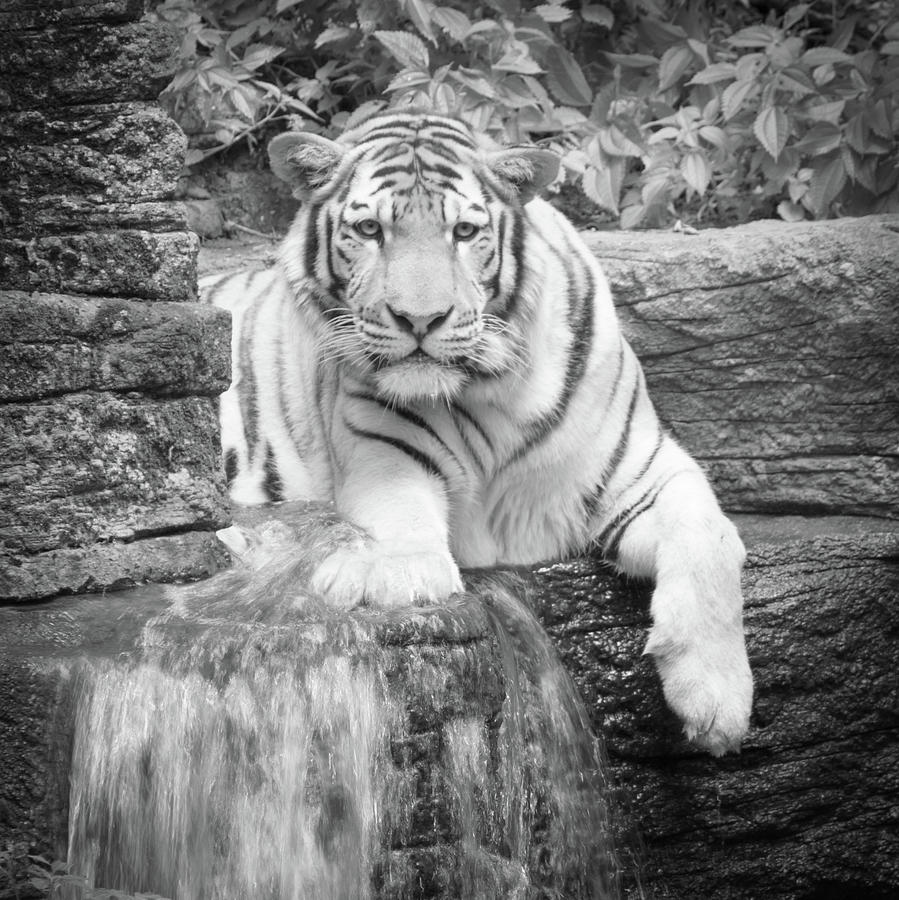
[389, 402, 590, 568]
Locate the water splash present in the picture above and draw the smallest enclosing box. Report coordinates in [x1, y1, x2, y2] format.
[65, 503, 622, 899]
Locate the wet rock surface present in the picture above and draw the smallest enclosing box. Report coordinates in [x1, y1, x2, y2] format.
[0, 510, 896, 899]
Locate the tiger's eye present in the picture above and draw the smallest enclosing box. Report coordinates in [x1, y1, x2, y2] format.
[453, 222, 479, 241]
[355, 219, 382, 238]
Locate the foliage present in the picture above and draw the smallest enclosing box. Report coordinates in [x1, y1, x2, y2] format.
[154, 0, 899, 226]
[13, 852, 171, 900]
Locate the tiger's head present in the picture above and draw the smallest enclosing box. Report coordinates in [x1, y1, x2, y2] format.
[269, 111, 559, 404]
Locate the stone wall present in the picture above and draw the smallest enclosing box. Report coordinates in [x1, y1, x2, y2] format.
[0, 0, 233, 601]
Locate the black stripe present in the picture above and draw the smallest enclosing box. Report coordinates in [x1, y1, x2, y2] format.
[602, 373, 642, 486]
[345, 390, 464, 475]
[304, 203, 321, 277]
[238, 296, 261, 451]
[371, 163, 412, 179]
[502, 261, 594, 467]
[344, 421, 450, 490]
[485, 212, 505, 301]
[263, 447, 284, 502]
[223, 448, 238, 484]
[419, 161, 465, 182]
[418, 141, 464, 164]
[453, 404, 495, 454]
[323, 209, 347, 295]
[201, 272, 235, 306]
[598, 470, 683, 562]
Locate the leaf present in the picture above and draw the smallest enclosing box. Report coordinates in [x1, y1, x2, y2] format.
[722, 79, 758, 121]
[603, 52, 659, 69]
[583, 162, 620, 214]
[598, 124, 643, 157]
[804, 99, 845, 124]
[777, 199, 806, 221]
[777, 66, 817, 95]
[431, 7, 470, 41]
[728, 25, 780, 48]
[535, 3, 572, 24]
[620, 203, 645, 229]
[545, 45, 593, 106]
[735, 52, 768, 82]
[800, 47, 852, 66]
[805, 153, 847, 215]
[658, 44, 696, 91]
[754, 106, 790, 161]
[374, 30, 429, 70]
[493, 41, 543, 75]
[275, 0, 303, 11]
[581, 5, 614, 28]
[865, 99, 893, 139]
[314, 26, 355, 48]
[698, 125, 728, 150]
[844, 113, 869, 153]
[689, 62, 737, 85]
[793, 121, 841, 156]
[782, 3, 809, 30]
[404, 0, 437, 44]
[680, 150, 711, 195]
[882, 41, 899, 55]
[385, 68, 432, 93]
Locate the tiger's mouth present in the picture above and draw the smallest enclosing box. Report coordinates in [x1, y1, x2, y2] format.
[367, 348, 469, 402]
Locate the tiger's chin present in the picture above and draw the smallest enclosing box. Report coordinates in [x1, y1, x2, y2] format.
[373, 359, 467, 405]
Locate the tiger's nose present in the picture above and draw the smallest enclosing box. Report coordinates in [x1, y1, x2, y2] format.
[386, 304, 453, 338]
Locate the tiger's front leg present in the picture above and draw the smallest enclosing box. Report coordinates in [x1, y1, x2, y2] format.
[598, 441, 753, 755]
[312, 438, 462, 608]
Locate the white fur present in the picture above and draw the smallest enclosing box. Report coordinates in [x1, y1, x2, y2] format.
[202, 143, 753, 755]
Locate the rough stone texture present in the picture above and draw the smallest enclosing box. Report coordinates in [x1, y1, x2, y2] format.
[586, 216, 899, 518]
[0, 292, 230, 402]
[532, 515, 899, 899]
[0, 231, 199, 300]
[0, 20, 180, 110]
[0, 0, 145, 31]
[0, 532, 230, 604]
[0, 392, 229, 552]
[0, 0, 233, 601]
[0, 104, 187, 213]
[1, 513, 896, 899]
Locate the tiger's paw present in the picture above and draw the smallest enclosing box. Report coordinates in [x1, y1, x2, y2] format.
[311, 542, 463, 608]
[645, 625, 753, 757]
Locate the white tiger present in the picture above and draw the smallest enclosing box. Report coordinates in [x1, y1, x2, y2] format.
[202, 109, 753, 756]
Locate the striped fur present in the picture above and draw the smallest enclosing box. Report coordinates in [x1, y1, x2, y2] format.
[203, 110, 752, 755]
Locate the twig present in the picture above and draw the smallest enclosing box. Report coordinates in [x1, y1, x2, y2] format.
[224, 221, 281, 241]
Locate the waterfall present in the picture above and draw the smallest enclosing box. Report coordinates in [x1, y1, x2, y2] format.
[65, 504, 622, 899]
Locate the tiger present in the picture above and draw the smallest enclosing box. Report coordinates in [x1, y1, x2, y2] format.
[201, 108, 753, 756]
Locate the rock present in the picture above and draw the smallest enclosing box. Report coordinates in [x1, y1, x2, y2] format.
[183, 199, 225, 240]
[0, 292, 231, 401]
[531, 514, 899, 898]
[587, 216, 899, 518]
[0, 0, 146, 30]
[0, 509, 896, 899]
[0, 392, 229, 560]
[0, 230, 199, 299]
[0, 20, 180, 110]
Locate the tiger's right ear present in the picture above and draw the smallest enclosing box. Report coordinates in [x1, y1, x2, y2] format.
[268, 131, 345, 195]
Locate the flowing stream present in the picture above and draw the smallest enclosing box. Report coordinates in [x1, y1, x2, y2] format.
[65, 505, 622, 899]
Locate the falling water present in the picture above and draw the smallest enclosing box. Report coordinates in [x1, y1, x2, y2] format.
[65, 503, 622, 899]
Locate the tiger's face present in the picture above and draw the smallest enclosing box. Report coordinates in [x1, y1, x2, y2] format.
[269, 112, 559, 404]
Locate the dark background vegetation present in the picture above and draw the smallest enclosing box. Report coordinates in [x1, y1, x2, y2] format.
[153, 0, 898, 228]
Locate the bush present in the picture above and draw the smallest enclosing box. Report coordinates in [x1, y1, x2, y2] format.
[153, 0, 899, 226]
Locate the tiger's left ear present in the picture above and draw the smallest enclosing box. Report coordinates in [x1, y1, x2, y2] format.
[268, 131, 345, 196]
[487, 147, 560, 203]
